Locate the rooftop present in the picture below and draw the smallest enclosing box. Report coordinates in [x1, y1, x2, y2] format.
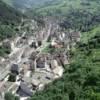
[17, 82, 33, 97]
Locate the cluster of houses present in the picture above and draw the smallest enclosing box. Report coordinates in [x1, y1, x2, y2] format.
[0, 19, 81, 100]
[0, 53, 66, 100]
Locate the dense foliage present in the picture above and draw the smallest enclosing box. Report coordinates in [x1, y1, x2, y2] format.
[0, 45, 11, 57]
[0, 1, 22, 24]
[0, 0, 23, 41]
[5, 92, 19, 100]
[4, 0, 100, 32]
[31, 0, 100, 32]
[0, 1, 23, 56]
[0, 24, 15, 41]
[0, 0, 24, 40]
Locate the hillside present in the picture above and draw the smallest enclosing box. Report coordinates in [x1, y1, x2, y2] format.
[3, 0, 100, 32]
[0, 1, 23, 56]
[0, 0, 22, 24]
[33, 0, 100, 31]
[0, 0, 23, 41]
[3, 0, 55, 11]
[17, 0, 100, 33]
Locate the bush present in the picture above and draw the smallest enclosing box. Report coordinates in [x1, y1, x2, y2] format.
[5, 92, 19, 100]
[8, 73, 16, 82]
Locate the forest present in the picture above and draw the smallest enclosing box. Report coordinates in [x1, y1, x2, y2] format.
[0, 0, 22, 56]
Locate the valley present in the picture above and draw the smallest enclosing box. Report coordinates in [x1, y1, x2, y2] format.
[0, 0, 100, 100]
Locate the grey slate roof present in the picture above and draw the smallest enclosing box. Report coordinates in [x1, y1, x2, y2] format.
[11, 64, 19, 72]
[17, 82, 33, 97]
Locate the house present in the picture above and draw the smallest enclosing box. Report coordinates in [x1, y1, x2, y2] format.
[52, 52, 69, 67]
[50, 60, 58, 70]
[36, 58, 45, 68]
[31, 79, 40, 90]
[10, 64, 19, 75]
[37, 41, 42, 46]
[30, 41, 37, 48]
[16, 37, 28, 48]
[30, 40, 42, 49]
[29, 51, 38, 60]
[70, 31, 81, 42]
[53, 66, 64, 78]
[59, 53, 69, 65]
[17, 82, 33, 97]
[59, 32, 65, 41]
[50, 38, 64, 48]
[51, 39, 57, 47]
[29, 61, 35, 71]
[46, 58, 64, 78]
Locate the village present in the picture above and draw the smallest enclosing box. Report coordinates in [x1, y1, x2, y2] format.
[0, 19, 80, 100]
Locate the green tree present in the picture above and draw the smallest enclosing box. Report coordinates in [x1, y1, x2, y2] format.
[5, 92, 15, 100]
